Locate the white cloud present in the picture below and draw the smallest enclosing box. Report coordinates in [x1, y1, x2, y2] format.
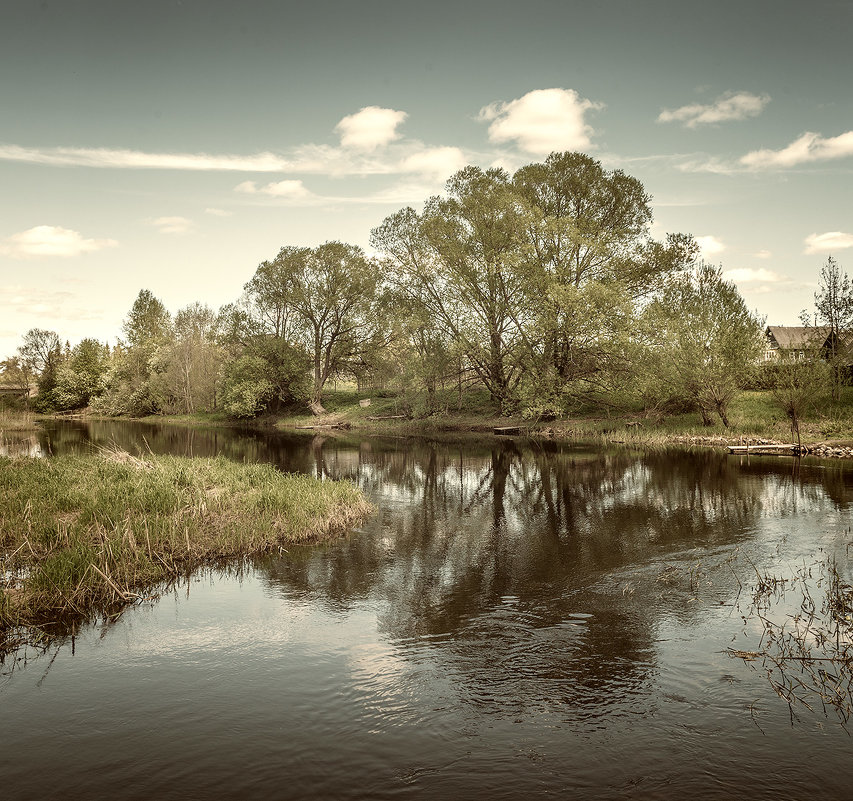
[234, 179, 312, 200]
[741, 131, 853, 169]
[478, 88, 604, 155]
[204, 207, 232, 217]
[335, 106, 408, 150]
[0, 144, 291, 171]
[658, 91, 770, 128]
[260, 180, 311, 198]
[0, 225, 117, 258]
[722, 267, 784, 283]
[752, 249, 772, 259]
[152, 216, 193, 234]
[696, 235, 726, 258]
[399, 146, 467, 178]
[804, 231, 853, 254]
[674, 156, 740, 175]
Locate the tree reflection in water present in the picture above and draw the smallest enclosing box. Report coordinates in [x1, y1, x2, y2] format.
[35, 420, 853, 724]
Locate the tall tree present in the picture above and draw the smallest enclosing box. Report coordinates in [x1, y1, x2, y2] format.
[17, 328, 63, 408]
[644, 263, 764, 427]
[98, 289, 174, 416]
[811, 256, 853, 400]
[372, 167, 531, 407]
[17, 328, 61, 375]
[52, 338, 111, 409]
[511, 152, 697, 403]
[164, 303, 223, 413]
[244, 242, 386, 411]
[122, 289, 173, 348]
[372, 154, 696, 412]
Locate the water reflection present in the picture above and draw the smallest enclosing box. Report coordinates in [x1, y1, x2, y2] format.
[6, 420, 853, 799]
[36, 420, 853, 720]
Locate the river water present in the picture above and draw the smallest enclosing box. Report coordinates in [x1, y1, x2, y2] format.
[2, 420, 853, 799]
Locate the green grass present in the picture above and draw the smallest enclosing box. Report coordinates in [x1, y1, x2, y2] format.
[0, 448, 372, 649]
[100, 384, 853, 447]
[301, 386, 853, 447]
[275, 387, 516, 434]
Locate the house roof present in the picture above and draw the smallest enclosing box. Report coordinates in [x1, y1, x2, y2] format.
[766, 325, 830, 349]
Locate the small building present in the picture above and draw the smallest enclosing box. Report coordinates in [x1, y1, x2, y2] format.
[763, 326, 830, 362]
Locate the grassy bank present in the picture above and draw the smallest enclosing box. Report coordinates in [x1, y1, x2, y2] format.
[48, 385, 853, 451]
[270, 387, 853, 447]
[0, 449, 372, 651]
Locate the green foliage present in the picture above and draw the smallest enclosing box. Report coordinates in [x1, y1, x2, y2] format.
[809, 256, 853, 400]
[371, 152, 697, 412]
[50, 338, 110, 410]
[244, 242, 385, 408]
[770, 355, 832, 445]
[122, 289, 172, 348]
[642, 263, 764, 427]
[220, 356, 275, 418]
[218, 339, 309, 418]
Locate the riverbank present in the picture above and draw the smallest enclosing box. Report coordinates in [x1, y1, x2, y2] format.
[21, 386, 853, 456]
[269, 388, 853, 454]
[0, 449, 372, 652]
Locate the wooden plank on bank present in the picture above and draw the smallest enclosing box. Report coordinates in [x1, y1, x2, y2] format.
[729, 444, 802, 455]
[494, 426, 522, 435]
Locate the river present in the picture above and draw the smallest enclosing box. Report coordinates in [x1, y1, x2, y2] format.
[2, 420, 853, 799]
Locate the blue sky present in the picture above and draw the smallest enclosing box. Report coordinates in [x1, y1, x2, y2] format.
[2, 0, 852, 357]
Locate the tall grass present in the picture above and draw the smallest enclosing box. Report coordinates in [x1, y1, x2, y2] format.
[0, 448, 372, 651]
[0, 408, 37, 433]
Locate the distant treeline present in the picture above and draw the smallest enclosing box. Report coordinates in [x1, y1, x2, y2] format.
[4, 150, 845, 427]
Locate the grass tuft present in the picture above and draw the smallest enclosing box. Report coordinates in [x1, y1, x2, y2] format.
[0, 449, 372, 652]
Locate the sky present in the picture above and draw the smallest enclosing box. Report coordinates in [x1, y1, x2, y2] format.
[2, 0, 852, 358]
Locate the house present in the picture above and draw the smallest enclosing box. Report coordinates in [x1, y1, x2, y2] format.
[763, 326, 830, 362]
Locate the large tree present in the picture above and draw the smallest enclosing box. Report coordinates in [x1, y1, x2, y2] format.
[163, 303, 223, 413]
[372, 167, 532, 407]
[17, 328, 62, 408]
[372, 153, 696, 412]
[52, 338, 110, 409]
[244, 242, 386, 411]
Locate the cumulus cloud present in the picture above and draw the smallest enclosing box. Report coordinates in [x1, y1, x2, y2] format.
[335, 106, 408, 150]
[204, 207, 232, 217]
[658, 91, 770, 128]
[804, 231, 853, 254]
[696, 235, 726, 258]
[399, 146, 467, 178]
[478, 88, 604, 155]
[152, 216, 193, 234]
[260, 180, 311, 198]
[752, 249, 772, 259]
[741, 131, 853, 169]
[0, 225, 117, 258]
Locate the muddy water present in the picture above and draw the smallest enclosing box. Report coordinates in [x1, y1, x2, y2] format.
[2, 420, 853, 799]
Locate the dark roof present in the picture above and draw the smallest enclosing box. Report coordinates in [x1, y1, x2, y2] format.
[766, 326, 830, 350]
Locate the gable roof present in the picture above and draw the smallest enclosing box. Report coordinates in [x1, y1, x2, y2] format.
[766, 325, 830, 350]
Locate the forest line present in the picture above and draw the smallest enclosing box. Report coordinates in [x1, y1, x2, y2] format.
[2, 151, 848, 433]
